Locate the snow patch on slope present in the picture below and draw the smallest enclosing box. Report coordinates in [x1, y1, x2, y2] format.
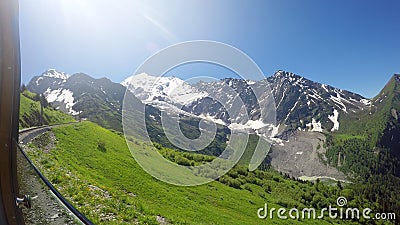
[44, 88, 79, 115]
[246, 80, 256, 85]
[360, 99, 371, 106]
[36, 77, 43, 85]
[228, 119, 270, 131]
[306, 118, 323, 132]
[322, 84, 329, 92]
[199, 114, 226, 126]
[228, 120, 284, 145]
[328, 109, 339, 131]
[330, 93, 347, 113]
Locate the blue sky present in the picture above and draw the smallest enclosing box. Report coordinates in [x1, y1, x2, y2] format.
[20, 0, 400, 98]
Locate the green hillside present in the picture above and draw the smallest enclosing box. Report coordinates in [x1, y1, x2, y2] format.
[26, 122, 383, 225]
[325, 75, 400, 222]
[19, 90, 75, 129]
[336, 75, 400, 145]
[326, 75, 400, 175]
[325, 75, 400, 176]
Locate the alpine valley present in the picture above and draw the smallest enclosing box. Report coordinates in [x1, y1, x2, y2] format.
[26, 69, 400, 223]
[27, 69, 400, 177]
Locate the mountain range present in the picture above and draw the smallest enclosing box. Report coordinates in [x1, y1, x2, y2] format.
[27, 69, 373, 133]
[26, 69, 400, 180]
[121, 70, 373, 135]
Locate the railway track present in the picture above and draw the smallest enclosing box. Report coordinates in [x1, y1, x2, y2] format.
[18, 124, 93, 225]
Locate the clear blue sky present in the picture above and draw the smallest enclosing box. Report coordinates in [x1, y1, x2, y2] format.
[20, 0, 400, 98]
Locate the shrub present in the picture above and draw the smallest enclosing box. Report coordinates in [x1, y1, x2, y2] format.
[236, 167, 248, 176]
[97, 140, 107, 152]
[175, 156, 191, 166]
[228, 178, 241, 189]
[227, 170, 239, 179]
[243, 184, 252, 192]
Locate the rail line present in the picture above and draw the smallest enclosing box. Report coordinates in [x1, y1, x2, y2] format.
[18, 124, 94, 225]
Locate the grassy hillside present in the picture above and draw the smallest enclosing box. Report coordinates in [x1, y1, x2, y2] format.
[324, 75, 400, 222]
[19, 90, 75, 129]
[336, 75, 400, 146]
[325, 75, 400, 177]
[26, 122, 383, 225]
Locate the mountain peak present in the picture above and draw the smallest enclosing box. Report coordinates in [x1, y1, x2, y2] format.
[272, 70, 303, 81]
[121, 73, 184, 89]
[69, 72, 92, 80]
[122, 73, 207, 105]
[41, 69, 69, 80]
[274, 70, 295, 77]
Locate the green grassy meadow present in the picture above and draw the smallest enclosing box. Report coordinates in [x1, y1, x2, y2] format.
[25, 122, 383, 225]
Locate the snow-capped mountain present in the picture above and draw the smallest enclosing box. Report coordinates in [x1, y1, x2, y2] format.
[121, 73, 207, 105]
[42, 69, 69, 80]
[28, 69, 70, 94]
[122, 73, 278, 139]
[28, 69, 372, 136]
[26, 70, 230, 158]
[122, 70, 371, 135]
[266, 70, 370, 131]
[27, 70, 130, 131]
